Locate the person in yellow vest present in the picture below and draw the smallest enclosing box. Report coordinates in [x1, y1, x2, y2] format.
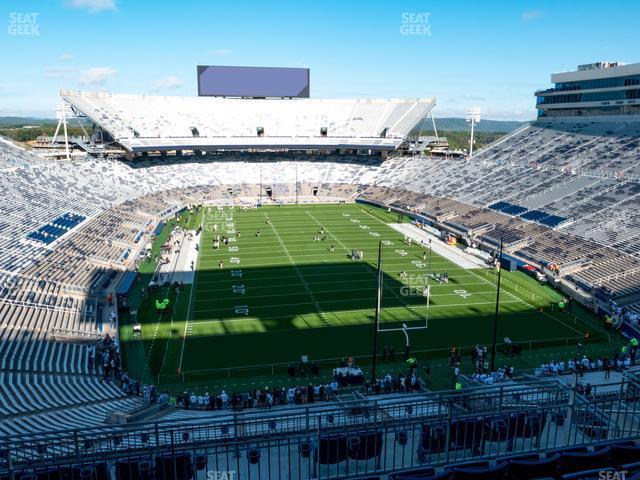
[455, 381, 462, 391]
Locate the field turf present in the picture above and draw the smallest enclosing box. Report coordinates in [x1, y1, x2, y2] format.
[131, 203, 614, 387]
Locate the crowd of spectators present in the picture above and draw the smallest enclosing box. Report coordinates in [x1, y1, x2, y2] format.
[89, 334, 121, 382]
[366, 371, 423, 395]
[453, 344, 515, 387]
[90, 338, 346, 411]
[89, 335, 158, 404]
[88, 333, 639, 415]
[470, 366, 515, 385]
[88, 334, 432, 412]
[534, 338, 638, 379]
[166, 381, 341, 411]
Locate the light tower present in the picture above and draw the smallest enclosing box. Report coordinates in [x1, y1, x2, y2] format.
[52, 100, 73, 161]
[465, 107, 481, 158]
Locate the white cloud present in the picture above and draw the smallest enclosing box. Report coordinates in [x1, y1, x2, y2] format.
[521, 10, 542, 22]
[154, 75, 183, 91]
[58, 53, 75, 62]
[210, 48, 232, 57]
[46, 67, 78, 78]
[66, 0, 117, 13]
[79, 67, 116, 85]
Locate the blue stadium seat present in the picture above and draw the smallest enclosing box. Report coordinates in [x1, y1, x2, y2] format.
[561, 467, 617, 480]
[392, 467, 449, 480]
[612, 443, 640, 465]
[489, 202, 510, 211]
[507, 453, 560, 479]
[557, 446, 612, 474]
[444, 460, 489, 472]
[623, 461, 640, 474]
[449, 461, 507, 480]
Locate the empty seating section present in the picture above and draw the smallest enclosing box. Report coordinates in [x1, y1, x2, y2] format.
[514, 232, 613, 266]
[0, 396, 141, 437]
[26, 212, 86, 245]
[0, 138, 48, 169]
[61, 90, 435, 151]
[375, 122, 640, 255]
[520, 210, 567, 227]
[489, 202, 528, 216]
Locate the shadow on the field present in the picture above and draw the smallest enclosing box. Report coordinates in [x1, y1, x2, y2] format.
[190, 261, 429, 328]
[119, 261, 596, 376]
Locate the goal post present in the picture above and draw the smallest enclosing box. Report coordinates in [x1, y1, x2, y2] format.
[368, 241, 429, 379]
[376, 270, 430, 333]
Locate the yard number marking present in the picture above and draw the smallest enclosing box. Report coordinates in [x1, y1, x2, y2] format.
[234, 305, 249, 315]
[454, 289, 472, 299]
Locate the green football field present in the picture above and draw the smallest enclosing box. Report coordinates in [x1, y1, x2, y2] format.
[130, 202, 614, 387]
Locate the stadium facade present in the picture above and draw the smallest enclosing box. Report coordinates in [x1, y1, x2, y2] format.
[536, 61, 640, 119]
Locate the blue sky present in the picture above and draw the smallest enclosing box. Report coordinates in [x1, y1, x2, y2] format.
[0, 0, 637, 119]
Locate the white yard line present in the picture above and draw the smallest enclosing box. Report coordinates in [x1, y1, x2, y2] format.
[192, 299, 524, 321]
[146, 311, 163, 361]
[190, 286, 501, 303]
[178, 208, 207, 372]
[305, 211, 425, 318]
[195, 279, 494, 292]
[265, 213, 327, 325]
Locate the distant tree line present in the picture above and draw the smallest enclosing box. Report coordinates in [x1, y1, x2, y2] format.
[433, 130, 505, 151]
[0, 124, 88, 143]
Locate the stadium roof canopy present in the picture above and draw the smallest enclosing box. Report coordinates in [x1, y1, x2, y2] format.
[60, 90, 435, 154]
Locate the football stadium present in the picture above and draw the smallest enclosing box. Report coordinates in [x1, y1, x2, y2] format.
[2, 2, 640, 479]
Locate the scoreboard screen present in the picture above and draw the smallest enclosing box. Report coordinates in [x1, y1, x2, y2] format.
[197, 65, 310, 98]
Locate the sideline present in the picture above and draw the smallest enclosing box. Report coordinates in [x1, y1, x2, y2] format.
[389, 223, 488, 270]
